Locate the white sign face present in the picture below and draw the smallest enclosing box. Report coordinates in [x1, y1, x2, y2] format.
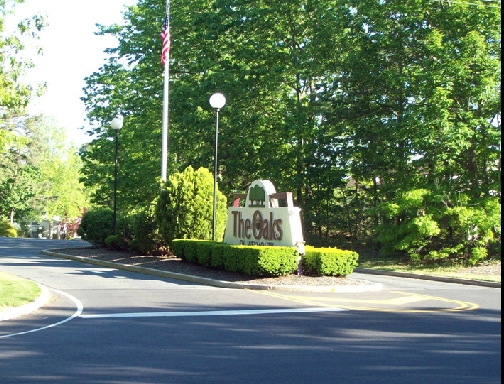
[223, 180, 304, 248]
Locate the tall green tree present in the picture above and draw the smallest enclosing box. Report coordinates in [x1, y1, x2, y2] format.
[0, 0, 45, 117]
[1, 0, 46, 223]
[322, 0, 500, 238]
[33, 117, 91, 224]
[0, 115, 40, 222]
[80, 0, 500, 259]
[0, 115, 90, 227]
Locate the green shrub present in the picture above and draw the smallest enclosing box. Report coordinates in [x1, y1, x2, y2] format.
[249, 246, 298, 276]
[77, 208, 114, 246]
[127, 207, 164, 255]
[196, 241, 214, 267]
[302, 246, 359, 276]
[374, 189, 501, 265]
[172, 239, 298, 276]
[105, 234, 129, 251]
[171, 239, 185, 258]
[220, 245, 298, 276]
[182, 240, 203, 263]
[209, 242, 227, 269]
[171, 239, 359, 277]
[0, 220, 17, 238]
[155, 166, 227, 246]
[222, 245, 239, 272]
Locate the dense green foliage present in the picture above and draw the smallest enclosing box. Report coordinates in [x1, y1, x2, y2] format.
[0, 219, 17, 237]
[103, 205, 164, 254]
[374, 190, 501, 265]
[0, 115, 91, 229]
[79, 0, 500, 264]
[0, 0, 45, 118]
[77, 208, 114, 246]
[172, 239, 360, 276]
[1, 1, 41, 224]
[172, 239, 299, 276]
[155, 166, 227, 245]
[1, 4, 90, 228]
[127, 207, 163, 255]
[302, 246, 359, 277]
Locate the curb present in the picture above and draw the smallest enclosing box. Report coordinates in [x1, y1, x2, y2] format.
[0, 282, 50, 322]
[353, 268, 501, 288]
[41, 250, 383, 293]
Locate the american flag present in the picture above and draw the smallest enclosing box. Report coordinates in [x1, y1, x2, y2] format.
[160, 14, 170, 65]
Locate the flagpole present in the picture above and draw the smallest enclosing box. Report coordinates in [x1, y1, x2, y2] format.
[161, 0, 170, 182]
[161, 52, 169, 182]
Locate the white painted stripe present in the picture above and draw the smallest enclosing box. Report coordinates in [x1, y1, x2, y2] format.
[80, 307, 347, 319]
[0, 289, 84, 339]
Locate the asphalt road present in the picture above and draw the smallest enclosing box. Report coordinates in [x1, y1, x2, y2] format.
[0, 238, 501, 384]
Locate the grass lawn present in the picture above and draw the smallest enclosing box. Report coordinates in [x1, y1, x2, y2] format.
[0, 271, 41, 310]
[357, 254, 501, 283]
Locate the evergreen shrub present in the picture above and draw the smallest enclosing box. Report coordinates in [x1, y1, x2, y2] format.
[155, 166, 227, 245]
[0, 220, 17, 238]
[182, 239, 205, 263]
[105, 234, 129, 251]
[171, 239, 298, 276]
[128, 207, 164, 255]
[222, 244, 239, 272]
[302, 246, 359, 276]
[171, 239, 185, 258]
[242, 246, 298, 276]
[196, 241, 214, 267]
[209, 242, 227, 269]
[77, 208, 114, 246]
[171, 240, 359, 277]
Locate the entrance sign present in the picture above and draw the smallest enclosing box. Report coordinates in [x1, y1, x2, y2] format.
[223, 180, 304, 251]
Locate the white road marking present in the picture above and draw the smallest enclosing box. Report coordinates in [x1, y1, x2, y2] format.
[80, 307, 347, 319]
[0, 289, 83, 339]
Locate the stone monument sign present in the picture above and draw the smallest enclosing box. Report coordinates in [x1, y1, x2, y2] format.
[223, 180, 304, 252]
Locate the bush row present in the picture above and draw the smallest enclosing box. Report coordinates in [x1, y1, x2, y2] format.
[302, 246, 359, 277]
[172, 240, 358, 277]
[172, 240, 298, 277]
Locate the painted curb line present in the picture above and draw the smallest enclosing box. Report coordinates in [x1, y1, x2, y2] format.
[41, 250, 383, 293]
[0, 282, 50, 322]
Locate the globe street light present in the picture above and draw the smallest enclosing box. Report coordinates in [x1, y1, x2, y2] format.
[111, 115, 123, 235]
[209, 93, 226, 241]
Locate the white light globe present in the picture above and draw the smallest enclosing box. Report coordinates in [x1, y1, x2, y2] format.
[209, 93, 226, 110]
[111, 115, 124, 130]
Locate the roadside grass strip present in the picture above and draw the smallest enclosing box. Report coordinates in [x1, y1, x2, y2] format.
[0, 272, 49, 322]
[1, 289, 83, 338]
[0, 271, 41, 309]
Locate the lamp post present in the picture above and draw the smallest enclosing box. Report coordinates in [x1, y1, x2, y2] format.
[209, 93, 226, 241]
[111, 115, 123, 235]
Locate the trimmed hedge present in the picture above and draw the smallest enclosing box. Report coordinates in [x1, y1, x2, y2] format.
[302, 246, 359, 277]
[171, 240, 359, 277]
[172, 240, 298, 277]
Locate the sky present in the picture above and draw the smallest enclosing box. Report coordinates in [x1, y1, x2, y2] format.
[9, 0, 137, 147]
